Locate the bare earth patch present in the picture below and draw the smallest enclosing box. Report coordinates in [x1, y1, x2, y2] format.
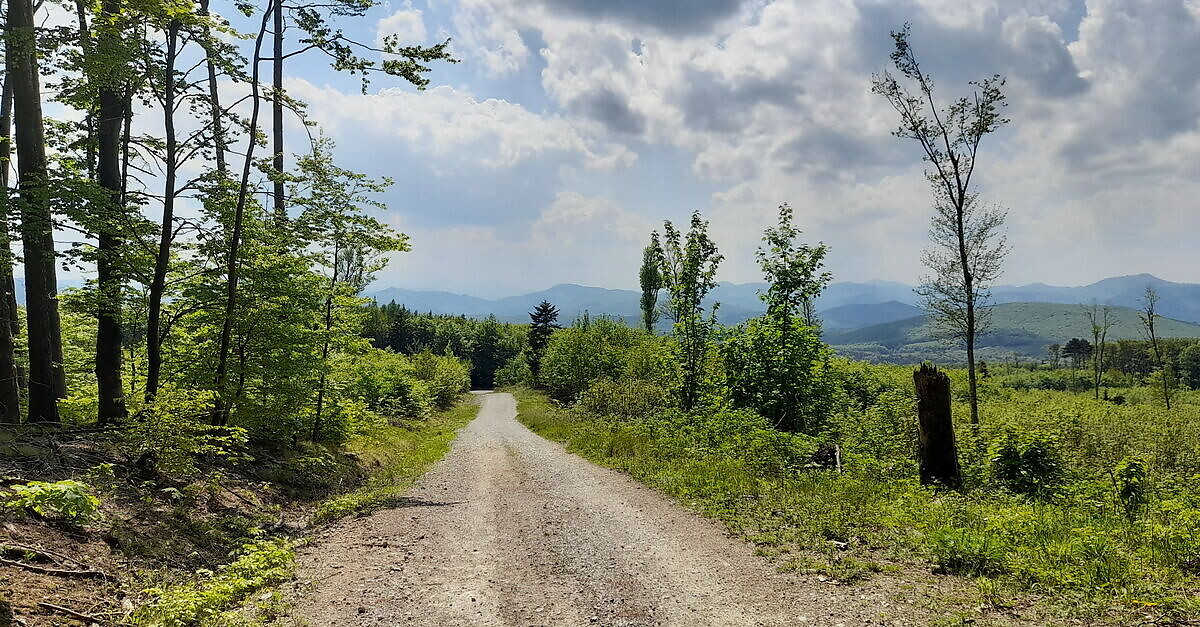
[290, 392, 972, 626]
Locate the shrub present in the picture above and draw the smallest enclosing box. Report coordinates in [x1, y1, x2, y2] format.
[577, 378, 673, 421]
[1115, 456, 1149, 518]
[540, 318, 666, 403]
[124, 386, 250, 475]
[135, 538, 296, 626]
[334, 349, 433, 419]
[989, 431, 1064, 497]
[410, 350, 471, 409]
[721, 316, 842, 435]
[493, 352, 533, 388]
[4, 480, 102, 527]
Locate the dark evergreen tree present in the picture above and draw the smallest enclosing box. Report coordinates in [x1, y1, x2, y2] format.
[527, 300, 560, 378]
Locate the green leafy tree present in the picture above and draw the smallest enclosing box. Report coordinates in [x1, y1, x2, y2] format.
[722, 204, 837, 434]
[526, 300, 560, 379]
[656, 211, 722, 411]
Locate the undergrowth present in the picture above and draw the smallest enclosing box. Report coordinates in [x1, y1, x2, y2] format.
[313, 398, 479, 523]
[511, 386, 1200, 624]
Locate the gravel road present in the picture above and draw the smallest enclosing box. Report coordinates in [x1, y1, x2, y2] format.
[291, 392, 926, 626]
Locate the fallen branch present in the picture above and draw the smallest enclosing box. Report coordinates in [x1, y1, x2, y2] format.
[37, 602, 104, 623]
[0, 556, 107, 578]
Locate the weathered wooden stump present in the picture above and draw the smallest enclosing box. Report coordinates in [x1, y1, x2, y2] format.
[913, 364, 962, 489]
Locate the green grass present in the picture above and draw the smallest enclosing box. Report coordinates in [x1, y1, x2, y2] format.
[512, 386, 1200, 624]
[312, 398, 480, 523]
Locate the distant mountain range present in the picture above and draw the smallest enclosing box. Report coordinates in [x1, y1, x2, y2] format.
[367, 273, 1200, 325]
[364, 273, 1200, 363]
[827, 302, 1200, 364]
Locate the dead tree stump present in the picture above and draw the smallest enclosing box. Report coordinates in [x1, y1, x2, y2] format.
[913, 364, 962, 489]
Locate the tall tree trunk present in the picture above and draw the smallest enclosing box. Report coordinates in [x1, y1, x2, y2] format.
[144, 19, 180, 403]
[212, 4, 271, 426]
[0, 73, 21, 422]
[956, 199, 979, 425]
[271, 0, 285, 222]
[94, 0, 127, 423]
[8, 0, 65, 422]
[199, 0, 226, 174]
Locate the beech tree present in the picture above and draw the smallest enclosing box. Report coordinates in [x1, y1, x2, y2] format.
[9, 0, 67, 422]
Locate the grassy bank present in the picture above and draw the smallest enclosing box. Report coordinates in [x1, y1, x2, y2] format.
[511, 386, 1200, 625]
[314, 398, 480, 523]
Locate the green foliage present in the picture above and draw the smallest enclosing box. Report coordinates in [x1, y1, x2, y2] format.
[722, 316, 841, 434]
[410, 350, 471, 410]
[4, 479, 102, 526]
[123, 386, 250, 476]
[493, 352, 533, 388]
[655, 212, 722, 410]
[988, 431, 1064, 497]
[576, 378, 673, 421]
[1115, 456, 1149, 518]
[135, 538, 297, 627]
[539, 316, 674, 403]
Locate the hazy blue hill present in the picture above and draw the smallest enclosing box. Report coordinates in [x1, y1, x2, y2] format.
[827, 301, 1200, 363]
[366, 287, 494, 316]
[361, 274, 1200, 334]
[991, 274, 1200, 323]
[820, 301, 924, 330]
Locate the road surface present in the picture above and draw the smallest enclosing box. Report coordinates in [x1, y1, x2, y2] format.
[292, 392, 922, 626]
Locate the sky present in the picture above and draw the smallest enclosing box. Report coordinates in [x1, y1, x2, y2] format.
[240, 0, 1196, 297]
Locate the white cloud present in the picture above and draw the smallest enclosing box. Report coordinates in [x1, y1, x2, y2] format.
[376, 4, 428, 46]
[287, 79, 635, 172]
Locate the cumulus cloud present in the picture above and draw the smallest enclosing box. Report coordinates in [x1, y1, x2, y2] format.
[289, 0, 1200, 293]
[287, 79, 636, 171]
[376, 4, 428, 46]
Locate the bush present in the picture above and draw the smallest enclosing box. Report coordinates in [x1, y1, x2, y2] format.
[721, 316, 842, 435]
[989, 431, 1064, 497]
[4, 480, 102, 527]
[334, 349, 432, 419]
[410, 350, 471, 409]
[493, 352, 533, 388]
[576, 378, 673, 421]
[135, 538, 296, 626]
[124, 386, 250, 475]
[540, 318, 669, 403]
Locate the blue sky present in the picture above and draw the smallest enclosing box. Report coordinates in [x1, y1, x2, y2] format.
[229, 0, 1198, 297]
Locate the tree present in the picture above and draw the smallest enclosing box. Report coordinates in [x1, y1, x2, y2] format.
[757, 203, 830, 327]
[1084, 304, 1114, 400]
[1138, 287, 1173, 409]
[9, 0, 67, 422]
[1046, 343, 1061, 368]
[526, 300, 559, 379]
[656, 211, 722, 411]
[724, 203, 836, 434]
[638, 238, 662, 334]
[872, 24, 1009, 425]
[1062, 338, 1092, 367]
[289, 137, 408, 438]
[90, 0, 132, 422]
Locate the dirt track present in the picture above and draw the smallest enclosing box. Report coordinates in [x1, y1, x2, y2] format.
[291, 392, 927, 626]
